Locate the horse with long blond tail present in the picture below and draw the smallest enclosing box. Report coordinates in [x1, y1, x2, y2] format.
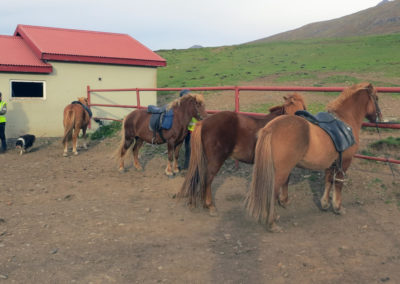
[178, 93, 306, 216]
[62, 97, 92, 157]
[246, 82, 382, 232]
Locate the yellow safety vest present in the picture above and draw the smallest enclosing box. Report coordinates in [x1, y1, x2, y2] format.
[0, 101, 6, 123]
[188, 117, 198, 132]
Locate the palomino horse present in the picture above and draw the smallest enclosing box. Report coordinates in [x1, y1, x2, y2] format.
[177, 93, 307, 215]
[246, 82, 382, 232]
[62, 97, 92, 157]
[117, 93, 208, 176]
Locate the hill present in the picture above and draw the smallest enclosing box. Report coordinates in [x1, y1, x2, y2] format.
[156, 34, 400, 89]
[251, 0, 400, 43]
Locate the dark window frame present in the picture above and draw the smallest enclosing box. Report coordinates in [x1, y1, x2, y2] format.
[10, 80, 46, 99]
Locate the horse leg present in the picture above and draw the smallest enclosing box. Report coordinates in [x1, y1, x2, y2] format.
[72, 128, 80, 155]
[63, 129, 69, 157]
[332, 159, 351, 214]
[132, 138, 144, 171]
[278, 174, 291, 208]
[321, 167, 334, 210]
[82, 127, 88, 150]
[173, 143, 183, 173]
[118, 136, 136, 172]
[165, 142, 174, 176]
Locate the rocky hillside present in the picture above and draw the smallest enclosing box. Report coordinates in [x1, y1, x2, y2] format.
[251, 0, 400, 43]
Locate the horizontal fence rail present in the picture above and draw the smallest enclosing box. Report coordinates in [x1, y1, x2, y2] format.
[87, 85, 400, 164]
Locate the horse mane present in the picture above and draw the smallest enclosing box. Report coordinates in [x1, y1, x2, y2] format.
[327, 82, 372, 112]
[77, 97, 88, 106]
[167, 93, 204, 110]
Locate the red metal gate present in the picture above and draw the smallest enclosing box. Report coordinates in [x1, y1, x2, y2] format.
[87, 85, 400, 164]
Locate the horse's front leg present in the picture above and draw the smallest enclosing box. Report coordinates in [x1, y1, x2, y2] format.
[321, 167, 334, 210]
[72, 128, 80, 155]
[165, 142, 174, 176]
[173, 142, 183, 173]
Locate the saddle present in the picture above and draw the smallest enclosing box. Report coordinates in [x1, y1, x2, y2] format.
[71, 101, 92, 118]
[148, 105, 174, 142]
[295, 110, 355, 153]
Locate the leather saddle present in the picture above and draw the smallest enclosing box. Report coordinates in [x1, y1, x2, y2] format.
[295, 110, 355, 153]
[148, 105, 174, 142]
[71, 101, 92, 118]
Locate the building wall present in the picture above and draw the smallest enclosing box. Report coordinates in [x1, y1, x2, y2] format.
[0, 61, 158, 138]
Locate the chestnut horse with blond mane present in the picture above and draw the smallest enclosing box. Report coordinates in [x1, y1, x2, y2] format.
[62, 97, 92, 157]
[246, 82, 382, 232]
[117, 93, 207, 176]
[177, 93, 306, 215]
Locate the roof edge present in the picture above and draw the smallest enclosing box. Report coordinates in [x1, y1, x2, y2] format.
[42, 53, 167, 67]
[0, 64, 53, 73]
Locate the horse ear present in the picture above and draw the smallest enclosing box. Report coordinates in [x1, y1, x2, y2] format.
[283, 96, 288, 101]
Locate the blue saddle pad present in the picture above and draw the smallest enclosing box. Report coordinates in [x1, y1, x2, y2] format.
[148, 105, 174, 132]
[295, 110, 355, 152]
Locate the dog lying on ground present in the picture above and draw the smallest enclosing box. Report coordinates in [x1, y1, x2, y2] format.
[16, 134, 36, 155]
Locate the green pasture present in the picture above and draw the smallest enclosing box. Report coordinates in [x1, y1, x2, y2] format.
[157, 34, 400, 89]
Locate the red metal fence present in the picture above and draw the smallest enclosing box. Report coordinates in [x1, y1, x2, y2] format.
[87, 85, 400, 164]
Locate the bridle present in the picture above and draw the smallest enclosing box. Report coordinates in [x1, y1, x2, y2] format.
[368, 92, 382, 122]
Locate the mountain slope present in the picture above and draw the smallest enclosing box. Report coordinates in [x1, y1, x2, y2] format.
[251, 0, 400, 43]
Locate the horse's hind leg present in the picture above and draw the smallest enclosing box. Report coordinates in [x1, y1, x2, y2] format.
[82, 127, 88, 150]
[118, 136, 135, 172]
[173, 143, 183, 173]
[332, 159, 351, 215]
[278, 175, 291, 208]
[132, 138, 144, 170]
[72, 128, 80, 155]
[165, 142, 174, 176]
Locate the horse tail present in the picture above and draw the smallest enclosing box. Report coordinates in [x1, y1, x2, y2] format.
[115, 115, 135, 165]
[245, 128, 275, 226]
[177, 122, 207, 205]
[62, 109, 75, 144]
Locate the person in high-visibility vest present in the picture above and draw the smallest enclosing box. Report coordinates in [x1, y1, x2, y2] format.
[180, 89, 197, 169]
[0, 92, 7, 153]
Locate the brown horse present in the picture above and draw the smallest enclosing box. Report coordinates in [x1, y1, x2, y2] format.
[246, 82, 382, 232]
[117, 93, 208, 176]
[177, 93, 307, 215]
[62, 97, 92, 157]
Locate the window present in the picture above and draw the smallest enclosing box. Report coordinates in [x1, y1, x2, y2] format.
[11, 81, 45, 99]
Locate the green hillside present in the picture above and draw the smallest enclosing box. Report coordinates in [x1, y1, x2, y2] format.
[156, 34, 400, 89]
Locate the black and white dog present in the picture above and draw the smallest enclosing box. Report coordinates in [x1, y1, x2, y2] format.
[16, 134, 36, 155]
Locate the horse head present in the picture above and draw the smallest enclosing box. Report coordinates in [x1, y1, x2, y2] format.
[178, 93, 207, 120]
[77, 97, 89, 106]
[364, 83, 382, 123]
[282, 93, 306, 115]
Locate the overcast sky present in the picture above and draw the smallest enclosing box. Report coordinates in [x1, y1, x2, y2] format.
[0, 0, 382, 50]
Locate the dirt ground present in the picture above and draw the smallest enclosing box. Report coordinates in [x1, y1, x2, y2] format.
[1, 85, 400, 283]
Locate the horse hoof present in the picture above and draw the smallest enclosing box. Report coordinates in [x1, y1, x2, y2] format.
[320, 201, 331, 211]
[278, 198, 290, 208]
[118, 168, 125, 173]
[208, 207, 219, 217]
[63, 152, 68, 157]
[333, 206, 346, 215]
[73, 151, 79, 156]
[268, 224, 283, 233]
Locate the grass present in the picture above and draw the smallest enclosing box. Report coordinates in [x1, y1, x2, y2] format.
[90, 121, 122, 140]
[244, 102, 326, 114]
[156, 34, 400, 89]
[370, 136, 400, 149]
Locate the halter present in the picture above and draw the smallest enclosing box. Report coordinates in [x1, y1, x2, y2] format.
[368, 91, 382, 122]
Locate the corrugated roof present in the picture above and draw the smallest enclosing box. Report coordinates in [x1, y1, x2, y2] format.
[0, 35, 52, 73]
[15, 25, 166, 67]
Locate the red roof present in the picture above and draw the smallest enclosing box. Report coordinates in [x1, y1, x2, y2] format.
[0, 35, 52, 73]
[15, 25, 166, 67]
